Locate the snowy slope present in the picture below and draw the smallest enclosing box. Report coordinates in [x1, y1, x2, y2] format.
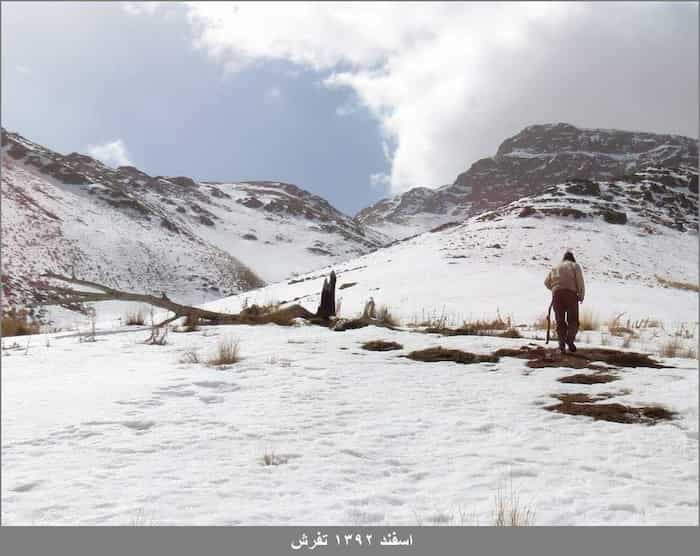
[1, 156, 262, 308]
[358, 123, 698, 240]
[213, 167, 699, 328]
[1, 168, 697, 526]
[1, 129, 386, 311]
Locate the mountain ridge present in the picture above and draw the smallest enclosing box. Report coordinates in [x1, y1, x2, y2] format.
[0, 128, 386, 311]
[358, 122, 698, 239]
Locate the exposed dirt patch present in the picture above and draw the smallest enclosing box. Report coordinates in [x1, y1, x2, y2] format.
[573, 348, 666, 368]
[545, 401, 674, 425]
[552, 392, 616, 404]
[406, 346, 499, 364]
[493, 345, 667, 370]
[362, 340, 403, 352]
[558, 373, 618, 384]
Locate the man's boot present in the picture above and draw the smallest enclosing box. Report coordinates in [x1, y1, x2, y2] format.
[567, 341, 577, 353]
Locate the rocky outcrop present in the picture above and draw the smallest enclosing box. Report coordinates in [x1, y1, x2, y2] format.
[358, 123, 698, 239]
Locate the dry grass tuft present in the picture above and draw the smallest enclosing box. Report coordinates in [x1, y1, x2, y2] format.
[493, 483, 535, 526]
[655, 275, 699, 292]
[462, 312, 512, 333]
[207, 338, 240, 367]
[684, 345, 698, 359]
[633, 317, 663, 329]
[659, 337, 680, 358]
[125, 309, 145, 326]
[532, 314, 549, 330]
[578, 309, 600, 331]
[376, 305, 399, 327]
[261, 451, 288, 466]
[1, 310, 40, 337]
[179, 349, 200, 365]
[673, 323, 695, 339]
[659, 337, 696, 359]
[607, 313, 636, 337]
[424, 312, 517, 339]
[361, 340, 403, 352]
[407, 346, 499, 365]
[406, 307, 458, 330]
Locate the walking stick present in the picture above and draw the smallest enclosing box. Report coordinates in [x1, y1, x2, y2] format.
[545, 300, 553, 344]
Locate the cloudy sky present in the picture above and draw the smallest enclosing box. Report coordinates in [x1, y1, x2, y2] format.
[2, 2, 697, 214]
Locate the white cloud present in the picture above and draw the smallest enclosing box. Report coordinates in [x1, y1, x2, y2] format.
[132, 2, 698, 194]
[16, 65, 32, 75]
[87, 139, 133, 168]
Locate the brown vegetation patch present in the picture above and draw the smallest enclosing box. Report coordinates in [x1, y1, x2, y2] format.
[574, 348, 666, 368]
[361, 340, 403, 352]
[552, 392, 614, 404]
[492, 345, 667, 370]
[607, 313, 636, 337]
[578, 309, 600, 331]
[545, 401, 674, 425]
[655, 275, 699, 292]
[1, 310, 40, 337]
[406, 346, 499, 365]
[558, 373, 618, 384]
[425, 315, 513, 337]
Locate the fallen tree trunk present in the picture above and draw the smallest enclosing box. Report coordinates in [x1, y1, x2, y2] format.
[37, 272, 316, 326]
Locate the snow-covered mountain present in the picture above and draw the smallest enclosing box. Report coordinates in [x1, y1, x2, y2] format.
[1, 129, 386, 310]
[357, 123, 698, 239]
[220, 166, 698, 327]
[3, 158, 698, 527]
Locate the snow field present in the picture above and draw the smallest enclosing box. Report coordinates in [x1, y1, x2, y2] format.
[2, 321, 697, 525]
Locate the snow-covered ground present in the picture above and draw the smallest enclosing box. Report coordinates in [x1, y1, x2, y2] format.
[2, 168, 697, 526]
[2, 321, 697, 526]
[206, 194, 699, 333]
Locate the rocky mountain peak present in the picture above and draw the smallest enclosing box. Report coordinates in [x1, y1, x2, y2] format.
[358, 123, 698, 239]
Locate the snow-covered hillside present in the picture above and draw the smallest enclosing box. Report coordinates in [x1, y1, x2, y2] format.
[358, 123, 698, 240]
[2, 165, 698, 526]
[213, 167, 699, 329]
[1, 129, 386, 310]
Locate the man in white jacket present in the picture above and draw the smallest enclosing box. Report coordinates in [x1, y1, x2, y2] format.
[544, 251, 585, 353]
